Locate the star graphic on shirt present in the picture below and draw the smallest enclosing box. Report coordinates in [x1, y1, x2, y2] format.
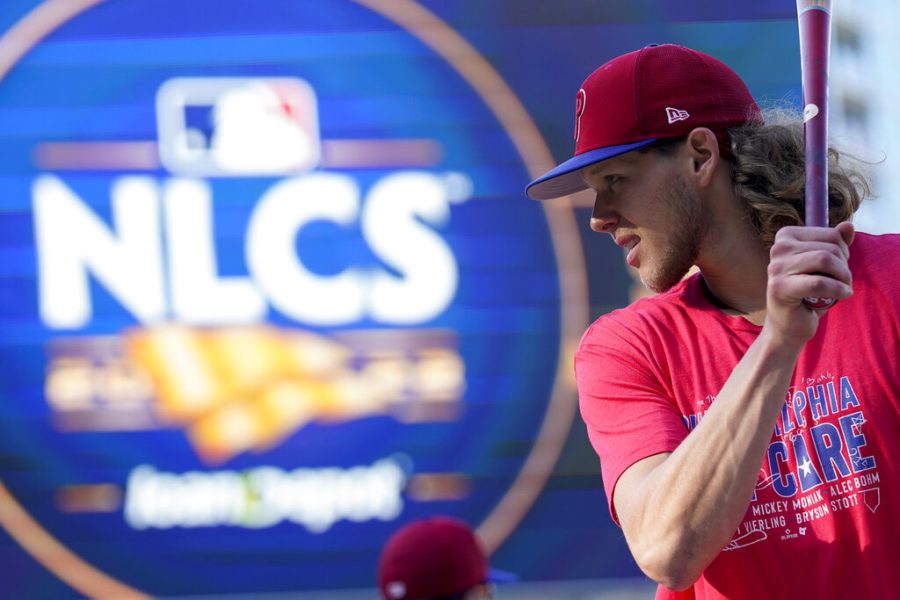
[798, 458, 814, 478]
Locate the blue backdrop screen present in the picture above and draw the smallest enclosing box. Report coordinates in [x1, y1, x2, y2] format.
[0, 1, 799, 596]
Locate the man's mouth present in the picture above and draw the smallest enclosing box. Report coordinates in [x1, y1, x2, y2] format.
[615, 235, 640, 267]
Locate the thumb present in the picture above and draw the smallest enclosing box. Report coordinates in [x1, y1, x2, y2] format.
[836, 221, 856, 246]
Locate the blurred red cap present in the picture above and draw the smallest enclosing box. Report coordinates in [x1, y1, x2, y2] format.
[378, 517, 488, 600]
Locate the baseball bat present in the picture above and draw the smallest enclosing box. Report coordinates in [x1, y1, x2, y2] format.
[797, 0, 835, 310]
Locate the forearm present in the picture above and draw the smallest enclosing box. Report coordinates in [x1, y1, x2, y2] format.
[617, 328, 804, 588]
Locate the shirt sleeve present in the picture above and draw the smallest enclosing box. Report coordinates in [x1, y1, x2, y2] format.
[575, 314, 689, 523]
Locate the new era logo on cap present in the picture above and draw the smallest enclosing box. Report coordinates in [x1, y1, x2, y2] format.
[666, 107, 690, 124]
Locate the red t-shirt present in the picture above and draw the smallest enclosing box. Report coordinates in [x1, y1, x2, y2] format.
[576, 232, 900, 599]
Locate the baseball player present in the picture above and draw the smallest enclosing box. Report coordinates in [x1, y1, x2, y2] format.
[527, 43, 900, 598]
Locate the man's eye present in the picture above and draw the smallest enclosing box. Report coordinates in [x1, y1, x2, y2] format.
[605, 175, 621, 189]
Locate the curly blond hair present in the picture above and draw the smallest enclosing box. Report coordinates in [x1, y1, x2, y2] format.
[726, 109, 872, 246]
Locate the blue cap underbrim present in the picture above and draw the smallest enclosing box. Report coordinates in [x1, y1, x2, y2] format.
[525, 139, 658, 200]
[488, 567, 519, 584]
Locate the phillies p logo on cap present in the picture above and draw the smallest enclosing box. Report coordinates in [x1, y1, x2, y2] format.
[574, 89, 587, 143]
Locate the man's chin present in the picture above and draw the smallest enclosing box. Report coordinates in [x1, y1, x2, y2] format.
[640, 267, 692, 294]
[642, 281, 672, 294]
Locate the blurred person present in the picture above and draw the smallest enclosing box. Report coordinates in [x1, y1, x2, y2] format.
[526, 43, 899, 598]
[378, 516, 514, 600]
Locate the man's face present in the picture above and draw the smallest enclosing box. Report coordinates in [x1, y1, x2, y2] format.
[581, 146, 709, 293]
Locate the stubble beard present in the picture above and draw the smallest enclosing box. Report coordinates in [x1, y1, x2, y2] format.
[640, 177, 709, 294]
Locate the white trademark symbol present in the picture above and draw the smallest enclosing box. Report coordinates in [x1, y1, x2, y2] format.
[443, 172, 473, 204]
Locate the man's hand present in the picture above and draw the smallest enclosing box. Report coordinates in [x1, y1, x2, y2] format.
[764, 221, 855, 346]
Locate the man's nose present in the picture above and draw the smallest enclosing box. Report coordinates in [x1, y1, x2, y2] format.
[590, 197, 617, 233]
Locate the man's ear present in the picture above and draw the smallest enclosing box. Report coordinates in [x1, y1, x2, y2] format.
[684, 127, 720, 187]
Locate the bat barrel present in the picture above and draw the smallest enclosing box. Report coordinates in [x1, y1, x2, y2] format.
[797, 1, 832, 228]
[798, 1, 835, 310]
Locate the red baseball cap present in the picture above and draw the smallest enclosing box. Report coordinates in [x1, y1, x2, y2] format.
[526, 43, 762, 200]
[378, 517, 515, 600]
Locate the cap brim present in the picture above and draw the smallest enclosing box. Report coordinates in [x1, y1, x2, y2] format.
[525, 139, 658, 200]
[488, 568, 519, 584]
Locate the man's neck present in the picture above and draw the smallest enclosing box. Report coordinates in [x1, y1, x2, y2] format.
[697, 231, 770, 326]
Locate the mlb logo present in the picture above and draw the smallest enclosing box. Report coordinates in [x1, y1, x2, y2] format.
[156, 77, 320, 176]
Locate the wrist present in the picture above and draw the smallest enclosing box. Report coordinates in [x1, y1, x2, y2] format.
[756, 324, 808, 360]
